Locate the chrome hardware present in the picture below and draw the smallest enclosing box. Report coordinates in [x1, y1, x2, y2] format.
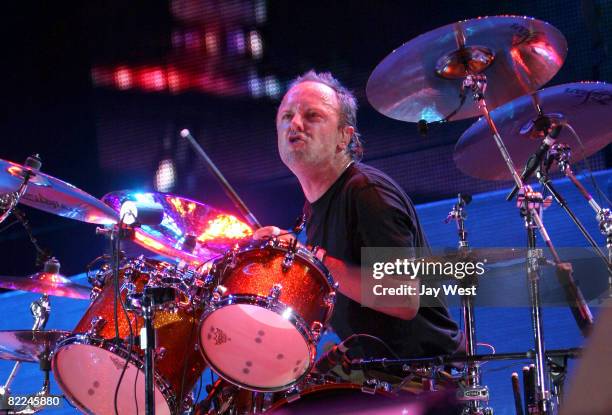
[310, 321, 323, 339]
[268, 283, 283, 301]
[87, 316, 106, 337]
[212, 285, 228, 301]
[281, 251, 294, 272]
[323, 292, 336, 307]
[155, 347, 167, 360]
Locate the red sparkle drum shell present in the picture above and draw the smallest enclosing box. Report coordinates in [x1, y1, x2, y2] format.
[52, 258, 206, 415]
[267, 382, 461, 415]
[199, 241, 336, 392]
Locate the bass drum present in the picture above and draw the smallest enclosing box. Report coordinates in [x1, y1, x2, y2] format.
[267, 383, 461, 415]
[52, 257, 206, 415]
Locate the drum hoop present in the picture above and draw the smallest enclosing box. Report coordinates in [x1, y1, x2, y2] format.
[226, 239, 337, 290]
[268, 381, 397, 411]
[52, 334, 177, 414]
[198, 294, 318, 392]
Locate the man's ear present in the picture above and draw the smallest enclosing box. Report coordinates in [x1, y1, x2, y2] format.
[338, 125, 354, 151]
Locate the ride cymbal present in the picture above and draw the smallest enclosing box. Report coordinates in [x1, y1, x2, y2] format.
[367, 15, 567, 123]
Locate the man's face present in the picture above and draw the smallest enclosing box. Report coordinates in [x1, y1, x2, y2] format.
[276, 81, 348, 170]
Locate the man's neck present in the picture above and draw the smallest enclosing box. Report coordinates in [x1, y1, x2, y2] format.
[294, 158, 353, 203]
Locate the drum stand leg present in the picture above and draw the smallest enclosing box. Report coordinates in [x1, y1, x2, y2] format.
[142, 294, 156, 415]
[446, 196, 493, 415]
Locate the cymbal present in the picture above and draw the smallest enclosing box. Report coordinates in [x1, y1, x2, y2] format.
[454, 82, 612, 180]
[0, 272, 91, 300]
[103, 191, 253, 264]
[367, 15, 567, 122]
[0, 330, 70, 362]
[0, 158, 118, 225]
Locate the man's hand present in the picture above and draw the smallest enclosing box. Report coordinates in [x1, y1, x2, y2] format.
[252, 226, 296, 244]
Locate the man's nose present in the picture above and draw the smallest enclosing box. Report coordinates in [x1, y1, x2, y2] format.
[290, 113, 304, 131]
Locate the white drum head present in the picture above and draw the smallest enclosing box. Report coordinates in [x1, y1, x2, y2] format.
[53, 343, 171, 415]
[200, 304, 311, 390]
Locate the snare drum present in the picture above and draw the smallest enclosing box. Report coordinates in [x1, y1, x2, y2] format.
[199, 240, 336, 392]
[52, 257, 206, 415]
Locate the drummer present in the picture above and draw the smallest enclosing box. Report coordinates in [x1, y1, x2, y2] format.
[254, 71, 463, 361]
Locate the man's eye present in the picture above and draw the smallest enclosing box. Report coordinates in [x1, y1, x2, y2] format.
[281, 113, 293, 120]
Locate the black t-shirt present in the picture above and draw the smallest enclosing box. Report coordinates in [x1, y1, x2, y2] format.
[304, 162, 463, 358]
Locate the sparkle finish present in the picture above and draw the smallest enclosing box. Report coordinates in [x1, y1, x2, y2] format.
[54, 258, 206, 412]
[214, 243, 335, 329]
[103, 191, 252, 264]
[367, 15, 567, 122]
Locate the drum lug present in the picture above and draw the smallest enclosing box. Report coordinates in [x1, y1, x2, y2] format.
[323, 292, 336, 307]
[90, 286, 102, 301]
[310, 321, 323, 338]
[281, 252, 294, 272]
[87, 316, 106, 337]
[268, 283, 283, 301]
[212, 285, 228, 301]
[155, 346, 167, 360]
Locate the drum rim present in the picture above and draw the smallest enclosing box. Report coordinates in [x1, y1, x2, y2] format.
[220, 239, 337, 290]
[198, 294, 318, 392]
[52, 334, 177, 415]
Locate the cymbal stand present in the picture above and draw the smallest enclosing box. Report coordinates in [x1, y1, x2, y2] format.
[461, 72, 562, 414]
[546, 143, 612, 297]
[446, 194, 492, 415]
[0, 154, 41, 225]
[0, 294, 50, 407]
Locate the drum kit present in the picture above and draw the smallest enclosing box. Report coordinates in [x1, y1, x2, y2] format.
[0, 14, 611, 415]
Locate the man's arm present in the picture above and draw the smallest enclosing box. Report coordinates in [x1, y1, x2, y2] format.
[252, 226, 420, 320]
[321, 253, 420, 320]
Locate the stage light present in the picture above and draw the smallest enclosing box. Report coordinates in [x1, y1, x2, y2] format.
[155, 159, 176, 192]
[248, 74, 264, 98]
[254, 0, 267, 24]
[114, 66, 133, 90]
[205, 31, 219, 55]
[249, 30, 263, 59]
[264, 75, 281, 99]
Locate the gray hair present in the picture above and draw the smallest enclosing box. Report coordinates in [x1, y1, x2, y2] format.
[287, 70, 363, 161]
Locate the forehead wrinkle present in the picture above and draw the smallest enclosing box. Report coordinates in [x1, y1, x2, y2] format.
[278, 82, 340, 115]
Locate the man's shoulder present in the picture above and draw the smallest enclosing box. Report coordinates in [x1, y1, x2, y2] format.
[344, 163, 405, 198]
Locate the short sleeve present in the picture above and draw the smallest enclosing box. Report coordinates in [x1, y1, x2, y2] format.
[352, 183, 417, 248]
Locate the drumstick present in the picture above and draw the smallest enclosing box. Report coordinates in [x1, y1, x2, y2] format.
[181, 129, 261, 229]
[511, 372, 524, 415]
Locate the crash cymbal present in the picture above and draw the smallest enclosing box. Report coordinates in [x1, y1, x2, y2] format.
[367, 15, 566, 122]
[454, 82, 612, 180]
[0, 158, 118, 225]
[103, 191, 253, 264]
[0, 272, 91, 300]
[0, 330, 70, 362]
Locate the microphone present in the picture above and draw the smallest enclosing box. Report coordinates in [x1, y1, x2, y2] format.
[506, 124, 563, 201]
[313, 335, 359, 375]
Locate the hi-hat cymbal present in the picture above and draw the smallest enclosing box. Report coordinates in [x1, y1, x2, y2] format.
[103, 191, 253, 264]
[0, 330, 70, 362]
[0, 158, 118, 225]
[0, 272, 91, 300]
[367, 15, 567, 123]
[454, 82, 612, 180]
